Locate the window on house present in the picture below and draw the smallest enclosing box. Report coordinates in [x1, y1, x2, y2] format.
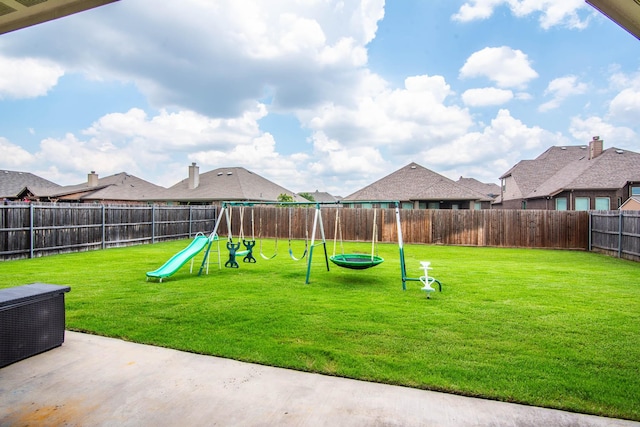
[502, 179, 506, 191]
[632, 186, 640, 196]
[575, 197, 590, 211]
[379, 202, 389, 209]
[521, 201, 527, 210]
[428, 202, 439, 209]
[402, 202, 413, 210]
[361, 203, 373, 209]
[474, 202, 482, 210]
[595, 197, 610, 211]
[556, 198, 567, 211]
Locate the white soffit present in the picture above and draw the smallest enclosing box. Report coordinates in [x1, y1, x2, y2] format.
[0, 0, 119, 35]
[586, 0, 640, 40]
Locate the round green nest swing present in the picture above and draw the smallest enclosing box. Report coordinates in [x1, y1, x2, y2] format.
[329, 254, 384, 270]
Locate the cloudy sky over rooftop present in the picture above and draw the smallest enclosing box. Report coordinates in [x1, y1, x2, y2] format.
[0, 0, 638, 196]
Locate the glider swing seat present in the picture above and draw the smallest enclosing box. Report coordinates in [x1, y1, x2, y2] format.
[329, 208, 384, 270]
[224, 206, 256, 268]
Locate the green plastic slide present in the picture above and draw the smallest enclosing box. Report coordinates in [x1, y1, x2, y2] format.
[146, 235, 210, 282]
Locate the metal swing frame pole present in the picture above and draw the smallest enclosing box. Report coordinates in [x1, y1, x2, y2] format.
[396, 201, 422, 290]
[305, 202, 329, 284]
[198, 204, 227, 276]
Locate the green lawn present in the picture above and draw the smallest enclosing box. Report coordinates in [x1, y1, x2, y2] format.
[1, 239, 639, 420]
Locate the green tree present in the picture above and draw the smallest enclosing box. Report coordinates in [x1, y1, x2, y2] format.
[298, 192, 315, 202]
[277, 193, 294, 203]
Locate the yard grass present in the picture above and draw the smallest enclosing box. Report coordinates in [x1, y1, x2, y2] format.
[1, 239, 639, 421]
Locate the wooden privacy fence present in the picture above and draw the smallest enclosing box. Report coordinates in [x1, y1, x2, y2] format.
[219, 207, 589, 250]
[0, 204, 593, 261]
[589, 210, 640, 262]
[0, 203, 216, 260]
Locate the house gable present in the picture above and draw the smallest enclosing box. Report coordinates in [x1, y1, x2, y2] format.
[343, 162, 487, 208]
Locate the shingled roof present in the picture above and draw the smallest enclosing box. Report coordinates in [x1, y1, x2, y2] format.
[53, 172, 168, 202]
[343, 162, 489, 202]
[499, 146, 590, 199]
[0, 169, 61, 199]
[502, 145, 640, 199]
[165, 166, 300, 203]
[457, 177, 500, 199]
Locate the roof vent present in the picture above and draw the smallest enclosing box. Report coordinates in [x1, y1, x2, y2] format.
[410, 165, 416, 169]
[227, 172, 233, 175]
[217, 172, 223, 176]
[616, 149, 624, 154]
[560, 147, 567, 150]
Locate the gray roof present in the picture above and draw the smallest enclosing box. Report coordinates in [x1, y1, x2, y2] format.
[344, 162, 489, 202]
[456, 177, 500, 198]
[54, 173, 168, 201]
[165, 167, 300, 202]
[500, 146, 590, 199]
[0, 169, 61, 198]
[298, 191, 341, 203]
[504, 146, 640, 199]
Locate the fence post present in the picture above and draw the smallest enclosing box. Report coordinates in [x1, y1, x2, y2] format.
[189, 205, 193, 238]
[102, 205, 106, 250]
[618, 210, 623, 258]
[588, 212, 592, 251]
[152, 205, 156, 244]
[29, 203, 34, 259]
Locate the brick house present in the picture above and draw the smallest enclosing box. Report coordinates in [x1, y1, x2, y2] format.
[494, 137, 640, 210]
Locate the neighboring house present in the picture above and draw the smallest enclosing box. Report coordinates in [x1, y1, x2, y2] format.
[495, 137, 640, 211]
[0, 169, 62, 202]
[164, 163, 301, 205]
[620, 196, 640, 211]
[297, 190, 341, 206]
[342, 162, 491, 209]
[50, 171, 169, 204]
[456, 177, 500, 201]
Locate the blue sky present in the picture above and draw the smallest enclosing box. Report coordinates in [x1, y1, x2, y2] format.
[0, 0, 638, 196]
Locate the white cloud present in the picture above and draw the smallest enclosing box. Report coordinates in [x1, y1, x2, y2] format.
[608, 89, 640, 124]
[0, 55, 64, 100]
[453, 0, 589, 29]
[0, 137, 34, 167]
[606, 71, 640, 124]
[538, 75, 588, 112]
[452, 0, 504, 22]
[462, 87, 514, 107]
[421, 109, 568, 179]
[2, 0, 386, 117]
[459, 46, 538, 89]
[569, 116, 637, 150]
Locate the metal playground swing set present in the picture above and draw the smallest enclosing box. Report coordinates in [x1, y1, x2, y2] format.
[193, 200, 441, 296]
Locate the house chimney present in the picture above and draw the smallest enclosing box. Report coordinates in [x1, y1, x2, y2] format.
[188, 162, 199, 189]
[589, 136, 603, 160]
[88, 171, 99, 187]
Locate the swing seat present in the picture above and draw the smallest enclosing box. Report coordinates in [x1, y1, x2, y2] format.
[329, 254, 384, 270]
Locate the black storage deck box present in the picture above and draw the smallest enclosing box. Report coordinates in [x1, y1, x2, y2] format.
[0, 283, 71, 368]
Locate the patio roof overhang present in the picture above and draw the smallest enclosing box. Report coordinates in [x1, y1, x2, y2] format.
[0, 0, 118, 35]
[586, 0, 640, 40]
